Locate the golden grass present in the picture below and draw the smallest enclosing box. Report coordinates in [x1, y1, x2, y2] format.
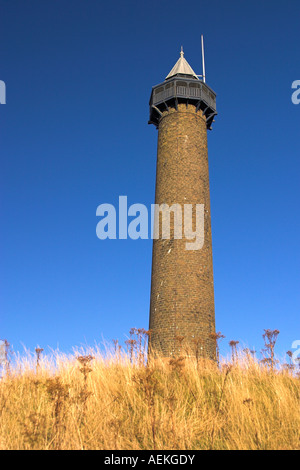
[0, 349, 299, 450]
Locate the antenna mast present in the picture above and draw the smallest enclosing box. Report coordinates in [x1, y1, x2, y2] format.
[201, 35, 206, 83]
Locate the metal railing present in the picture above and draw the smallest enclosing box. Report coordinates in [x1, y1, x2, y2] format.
[152, 84, 216, 109]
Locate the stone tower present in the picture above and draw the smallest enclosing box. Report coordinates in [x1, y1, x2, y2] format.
[148, 48, 217, 360]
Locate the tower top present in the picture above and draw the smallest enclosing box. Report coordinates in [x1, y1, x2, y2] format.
[149, 45, 217, 130]
[165, 47, 199, 80]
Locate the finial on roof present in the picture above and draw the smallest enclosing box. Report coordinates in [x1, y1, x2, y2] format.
[165, 47, 198, 80]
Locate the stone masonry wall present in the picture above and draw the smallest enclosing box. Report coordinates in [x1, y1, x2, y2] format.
[149, 103, 216, 360]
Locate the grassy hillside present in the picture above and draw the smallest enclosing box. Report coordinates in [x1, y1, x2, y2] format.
[0, 344, 299, 450]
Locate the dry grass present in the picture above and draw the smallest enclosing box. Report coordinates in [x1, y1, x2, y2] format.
[0, 346, 299, 450]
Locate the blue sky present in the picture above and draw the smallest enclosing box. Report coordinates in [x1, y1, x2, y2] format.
[1, 0, 299, 360]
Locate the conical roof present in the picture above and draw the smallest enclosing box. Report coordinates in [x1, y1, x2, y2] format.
[165, 47, 199, 80]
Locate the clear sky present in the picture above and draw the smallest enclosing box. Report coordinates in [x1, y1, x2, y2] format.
[1, 0, 299, 360]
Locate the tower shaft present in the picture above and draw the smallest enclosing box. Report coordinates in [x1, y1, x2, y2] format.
[149, 103, 216, 360]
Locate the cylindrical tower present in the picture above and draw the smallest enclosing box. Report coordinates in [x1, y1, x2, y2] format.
[148, 49, 217, 360]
